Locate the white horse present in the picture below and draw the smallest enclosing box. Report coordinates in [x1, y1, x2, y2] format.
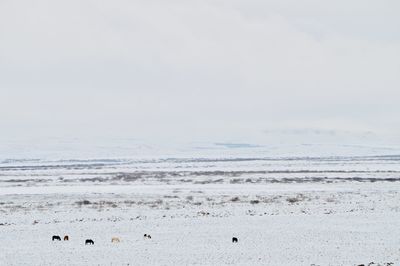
[111, 237, 121, 243]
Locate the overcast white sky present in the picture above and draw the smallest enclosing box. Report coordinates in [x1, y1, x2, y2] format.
[1, 0, 399, 145]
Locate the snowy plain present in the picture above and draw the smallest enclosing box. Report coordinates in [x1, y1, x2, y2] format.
[1, 142, 400, 265]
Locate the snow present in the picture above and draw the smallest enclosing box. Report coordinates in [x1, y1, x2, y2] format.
[1, 146, 400, 265]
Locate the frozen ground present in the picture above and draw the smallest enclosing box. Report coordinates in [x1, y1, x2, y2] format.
[1, 151, 400, 265]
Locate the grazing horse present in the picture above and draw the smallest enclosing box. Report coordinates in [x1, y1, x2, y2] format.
[111, 237, 120, 243]
[232, 237, 238, 243]
[63, 235, 69, 241]
[85, 239, 94, 245]
[52, 235, 61, 241]
[144, 234, 151, 239]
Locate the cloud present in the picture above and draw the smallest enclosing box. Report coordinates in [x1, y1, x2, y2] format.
[0, 0, 399, 144]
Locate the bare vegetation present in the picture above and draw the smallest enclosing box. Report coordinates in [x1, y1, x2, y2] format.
[75, 200, 91, 206]
[230, 196, 240, 202]
[286, 194, 308, 204]
[186, 195, 194, 201]
[250, 200, 260, 204]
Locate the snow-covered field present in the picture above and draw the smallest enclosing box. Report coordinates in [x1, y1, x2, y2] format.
[1, 149, 400, 265]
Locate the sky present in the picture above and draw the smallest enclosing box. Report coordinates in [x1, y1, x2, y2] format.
[0, 0, 399, 146]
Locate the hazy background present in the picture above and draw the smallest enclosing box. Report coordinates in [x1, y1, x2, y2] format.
[1, 0, 399, 153]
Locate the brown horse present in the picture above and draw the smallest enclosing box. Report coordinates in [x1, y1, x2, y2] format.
[64, 235, 69, 241]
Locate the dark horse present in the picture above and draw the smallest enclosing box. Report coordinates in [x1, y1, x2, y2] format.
[85, 239, 94, 245]
[64, 235, 69, 241]
[232, 237, 238, 243]
[52, 235, 61, 241]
